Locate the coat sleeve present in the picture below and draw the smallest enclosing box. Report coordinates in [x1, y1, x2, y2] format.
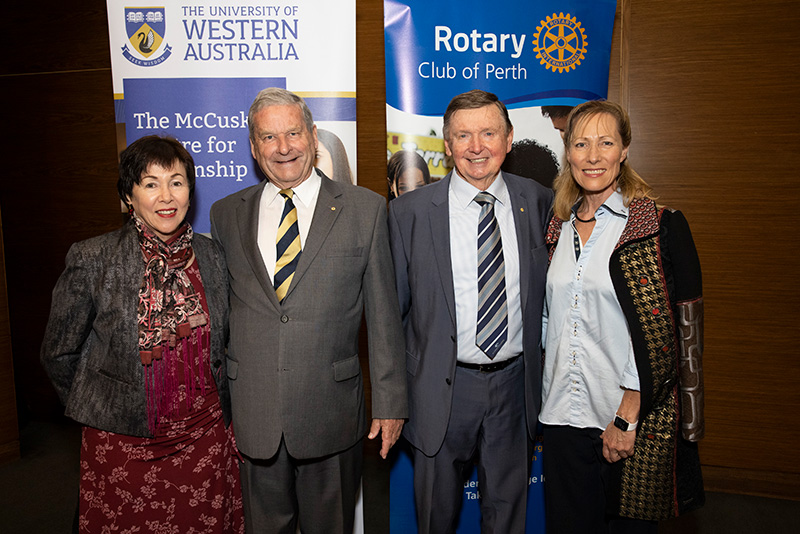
[664, 210, 705, 442]
[363, 200, 408, 419]
[40, 242, 98, 405]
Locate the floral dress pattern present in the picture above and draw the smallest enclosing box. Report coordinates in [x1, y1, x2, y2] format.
[78, 263, 244, 534]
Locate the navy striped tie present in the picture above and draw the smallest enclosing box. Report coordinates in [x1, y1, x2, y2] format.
[475, 192, 508, 359]
[275, 189, 301, 303]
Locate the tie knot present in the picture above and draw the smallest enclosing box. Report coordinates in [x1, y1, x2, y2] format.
[280, 189, 294, 200]
[474, 191, 496, 207]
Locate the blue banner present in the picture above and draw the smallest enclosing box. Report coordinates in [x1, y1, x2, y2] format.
[385, 0, 617, 115]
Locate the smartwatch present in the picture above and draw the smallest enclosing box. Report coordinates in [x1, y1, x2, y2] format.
[613, 415, 638, 432]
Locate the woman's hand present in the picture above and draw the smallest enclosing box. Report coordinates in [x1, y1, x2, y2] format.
[601, 422, 636, 463]
[600, 388, 640, 463]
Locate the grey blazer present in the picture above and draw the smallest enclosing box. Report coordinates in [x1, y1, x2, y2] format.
[40, 220, 231, 437]
[209, 175, 407, 460]
[388, 172, 553, 456]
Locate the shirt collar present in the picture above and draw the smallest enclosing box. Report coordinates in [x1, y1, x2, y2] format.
[450, 169, 510, 210]
[265, 169, 322, 208]
[571, 189, 628, 220]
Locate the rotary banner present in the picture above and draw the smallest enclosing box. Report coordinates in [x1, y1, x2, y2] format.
[385, 1, 617, 532]
[106, 1, 357, 234]
[385, 0, 616, 196]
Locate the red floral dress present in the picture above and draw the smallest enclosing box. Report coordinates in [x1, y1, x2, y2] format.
[78, 263, 244, 534]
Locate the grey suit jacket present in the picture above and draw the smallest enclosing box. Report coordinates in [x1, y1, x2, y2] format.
[388, 172, 553, 456]
[40, 220, 232, 437]
[209, 174, 407, 460]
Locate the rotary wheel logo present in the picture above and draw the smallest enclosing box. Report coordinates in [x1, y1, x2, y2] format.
[533, 13, 588, 73]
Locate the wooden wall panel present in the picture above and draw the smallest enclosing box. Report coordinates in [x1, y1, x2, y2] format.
[0, 208, 19, 463]
[355, 0, 390, 198]
[0, 0, 120, 422]
[622, 0, 800, 497]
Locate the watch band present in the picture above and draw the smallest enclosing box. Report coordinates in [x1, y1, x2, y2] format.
[614, 415, 638, 432]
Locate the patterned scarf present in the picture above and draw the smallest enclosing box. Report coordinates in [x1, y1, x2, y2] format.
[134, 215, 209, 433]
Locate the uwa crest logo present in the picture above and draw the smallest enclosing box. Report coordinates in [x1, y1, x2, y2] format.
[122, 7, 172, 66]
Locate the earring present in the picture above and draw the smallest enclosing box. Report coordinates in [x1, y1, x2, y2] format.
[127, 205, 134, 217]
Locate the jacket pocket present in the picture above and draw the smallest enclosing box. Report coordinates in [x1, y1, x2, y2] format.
[333, 354, 361, 381]
[327, 247, 364, 257]
[226, 358, 238, 380]
[95, 367, 133, 385]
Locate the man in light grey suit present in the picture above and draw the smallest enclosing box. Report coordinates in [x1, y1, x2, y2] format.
[389, 90, 553, 533]
[210, 88, 407, 533]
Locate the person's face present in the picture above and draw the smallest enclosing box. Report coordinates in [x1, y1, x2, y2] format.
[567, 112, 628, 203]
[315, 141, 334, 179]
[250, 104, 318, 189]
[550, 116, 568, 137]
[444, 105, 513, 189]
[127, 161, 190, 242]
[391, 168, 426, 197]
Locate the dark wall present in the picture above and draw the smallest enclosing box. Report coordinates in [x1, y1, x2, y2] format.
[610, 0, 800, 498]
[0, 1, 122, 420]
[1, 0, 798, 499]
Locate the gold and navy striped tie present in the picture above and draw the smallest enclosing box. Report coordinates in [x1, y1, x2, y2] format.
[475, 192, 508, 359]
[275, 189, 301, 303]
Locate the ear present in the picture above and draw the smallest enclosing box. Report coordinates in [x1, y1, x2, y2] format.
[505, 127, 514, 154]
[250, 139, 257, 159]
[444, 139, 452, 157]
[620, 146, 629, 163]
[311, 124, 318, 152]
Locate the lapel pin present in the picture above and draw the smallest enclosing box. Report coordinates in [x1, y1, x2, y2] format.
[520, 208, 525, 212]
[331, 206, 336, 211]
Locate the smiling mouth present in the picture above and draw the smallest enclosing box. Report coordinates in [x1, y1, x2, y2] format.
[156, 209, 177, 216]
[583, 169, 606, 175]
[468, 157, 489, 163]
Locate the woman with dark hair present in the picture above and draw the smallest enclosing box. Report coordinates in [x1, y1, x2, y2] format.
[316, 128, 354, 184]
[387, 149, 431, 200]
[540, 101, 705, 533]
[41, 135, 244, 533]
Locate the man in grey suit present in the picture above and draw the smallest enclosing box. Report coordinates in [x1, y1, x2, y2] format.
[210, 88, 407, 533]
[388, 90, 553, 533]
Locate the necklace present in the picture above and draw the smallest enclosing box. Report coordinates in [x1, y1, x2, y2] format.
[575, 213, 596, 223]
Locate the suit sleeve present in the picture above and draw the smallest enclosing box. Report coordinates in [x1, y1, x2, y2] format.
[40, 242, 97, 405]
[387, 201, 411, 325]
[363, 200, 408, 419]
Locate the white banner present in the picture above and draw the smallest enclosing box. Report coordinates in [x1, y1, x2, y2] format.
[106, 1, 357, 233]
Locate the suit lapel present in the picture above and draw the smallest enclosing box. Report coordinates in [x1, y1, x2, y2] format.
[506, 174, 532, 313]
[429, 175, 457, 326]
[284, 175, 342, 299]
[236, 181, 282, 310]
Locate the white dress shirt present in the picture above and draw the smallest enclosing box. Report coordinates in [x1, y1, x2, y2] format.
[257, 170, 322, 283]
[449, 171, 523, 364]
[540, 190, 640, 430]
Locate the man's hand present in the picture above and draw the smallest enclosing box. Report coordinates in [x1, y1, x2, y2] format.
[368, 418, 404, 459]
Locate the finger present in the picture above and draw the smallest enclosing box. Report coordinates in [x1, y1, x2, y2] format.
[367, 419, 381, 440]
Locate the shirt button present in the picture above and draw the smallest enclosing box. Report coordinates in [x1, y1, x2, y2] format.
[280, 315, 289, 323]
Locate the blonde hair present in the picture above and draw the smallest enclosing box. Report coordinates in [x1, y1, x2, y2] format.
[552, 100, 656, 220]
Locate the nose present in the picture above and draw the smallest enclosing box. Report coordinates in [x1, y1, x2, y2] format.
[157, 183, 173, 202]
[587, 143, 600, 163]
[276, 134, 291, 154]
[468, 135, 482, 153]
